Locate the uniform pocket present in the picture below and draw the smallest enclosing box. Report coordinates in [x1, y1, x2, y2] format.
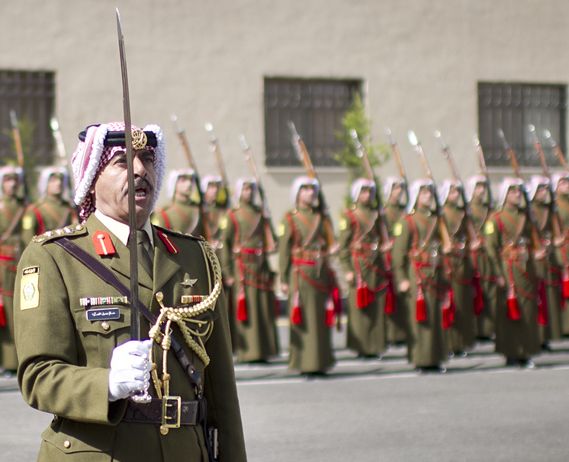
[40, 418, 115, 457]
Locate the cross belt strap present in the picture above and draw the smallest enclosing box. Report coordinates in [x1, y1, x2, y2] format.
[53, 237, 203, 390]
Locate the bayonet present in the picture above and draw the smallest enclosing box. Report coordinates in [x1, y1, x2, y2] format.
[205, 122, 230, 206]
[9, 109, 29, 203]
[543, 129, 569, 169]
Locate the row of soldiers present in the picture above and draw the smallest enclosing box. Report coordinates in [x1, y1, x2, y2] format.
[3, 162, 569, 376]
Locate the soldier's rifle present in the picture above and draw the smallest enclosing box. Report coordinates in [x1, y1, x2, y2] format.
[543, 129, 569, 170]
[287, 121, 337, 250]
[528, 124, 563, 241]
[349, 129, 390, 245]
[496, 128, 543, 252]
[385, 128, 409, 205]
[116, 9, 151, 403]
[171, 115, 209, 239]
[407, 130, 453, 252]
[205, 123, 230, 208]
[239, 135, 277, 251]
[9, 110, 30, 204]
[434, 130, 479, 244]
[473, 134, 493, 207]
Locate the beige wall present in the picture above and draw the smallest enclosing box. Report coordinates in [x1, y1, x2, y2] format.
[1, 0, 568, 221]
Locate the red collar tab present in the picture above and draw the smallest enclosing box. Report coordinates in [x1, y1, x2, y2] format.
[157, 230, 179, 254]
[92, 231, 117, 256]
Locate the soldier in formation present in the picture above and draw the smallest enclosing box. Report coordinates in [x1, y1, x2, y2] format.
[552, 171, 569, 335]
[220, 178, 280, 363]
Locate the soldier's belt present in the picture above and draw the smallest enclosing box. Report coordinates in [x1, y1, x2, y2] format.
[292, 249, 324, 260]
[0, 255, 15, 261]
[292, 257, 316, 266]
[239, 246, 264, 256]
[123, 398, 201, 426]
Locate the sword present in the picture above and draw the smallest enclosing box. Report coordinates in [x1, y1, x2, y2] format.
[116, 8, 151, 403]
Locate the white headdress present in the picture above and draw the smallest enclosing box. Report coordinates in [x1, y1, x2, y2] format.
[465, 174, 488, 202]
[291, 176, 319, 205]
[437, 179, 462, 205]
[406, 178, 434, 213]
[551, 171, 569, 192]
[496, 177, 524, 209]
[166, 168, 196, 200]
[0, 166, 23, 199]
[200, 175, 223, 193]
[350, 178, 375, 203]
[526, 175, 550, 202]
[382, 176, 405, 201]
[234, 177, 257, 204]
[37, 166, 69, 199]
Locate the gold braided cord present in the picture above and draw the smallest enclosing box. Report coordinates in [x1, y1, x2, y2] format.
[149, 240, 222, 367]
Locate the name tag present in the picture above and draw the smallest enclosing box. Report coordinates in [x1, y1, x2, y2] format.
[86, 308, 121, 322]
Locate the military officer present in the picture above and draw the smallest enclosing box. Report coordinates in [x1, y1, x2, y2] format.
[439, 179, 476, 357]
[220, 178, 279, 363]
[21, 166, 78, 245]
[527, 175, 563, 349]
[465, 175, 497, 340]
[14, 122, 247, 461]
[392, 179, 447, 373]
[278, 176, 338, 376]
[339, 178, 389, 358]
[484, 178, 541, 367]
[552, 171, 569, 335]
[152, 168, 207, 238]
[0, 166, 25, 377]
[382, 177, 408, 346]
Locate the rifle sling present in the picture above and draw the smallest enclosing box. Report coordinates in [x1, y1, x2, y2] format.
[54, 237, 203, 389]
[0, 206, 25, 244]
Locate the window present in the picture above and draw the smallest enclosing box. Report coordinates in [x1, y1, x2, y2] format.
[478, 82, 566, 168]
[0, 70, 55, 166]
[264, 77, 361, 167]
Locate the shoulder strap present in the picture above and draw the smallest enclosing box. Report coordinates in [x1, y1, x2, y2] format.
[53, 237, 202, 388]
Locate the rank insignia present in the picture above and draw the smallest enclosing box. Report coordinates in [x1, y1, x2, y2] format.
[93, 231, 116, 256]
[181, 274, 198, 288]
[86, 307, 121, 321]
[157, 230, 178, 254]
[20, 266, 40, 310]
[79, 296, 129, 307]
[393, 222, 403, 237]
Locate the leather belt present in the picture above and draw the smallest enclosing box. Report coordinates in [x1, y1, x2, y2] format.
[123, 398, 201, 426]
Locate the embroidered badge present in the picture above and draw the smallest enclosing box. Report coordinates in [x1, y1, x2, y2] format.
[22, 215, 33, 230]
[79, 296, 129, 307]
[277, 223, 286, 237]
[484, 221, 495, 235]
[219, 216, 228, 230]
[339, 218, 347, 231]
[181, 274, 198, 288]
[393, 222, 403, 237]
[20, 266, 40, 310]
[93, 231, 116, 256]
[86, 308, 121, 321]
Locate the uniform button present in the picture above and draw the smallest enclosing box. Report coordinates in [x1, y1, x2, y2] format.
[101, 322, 110, 331]
[63, 440, 71, 449]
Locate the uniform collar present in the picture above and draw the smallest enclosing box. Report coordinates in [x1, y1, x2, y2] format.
[94, 209, 154, 247]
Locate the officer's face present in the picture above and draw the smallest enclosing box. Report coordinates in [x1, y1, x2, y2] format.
[175, 175, 193, 200]
[358, 187, 372, 205]
[240, 184, 254, 203]
[506, 186, 521, 206]
[205, 183, 219, 203]
[557, 178, 569, 195]
[46, 174, 63, 197]
[93, 149, 156, 228]
[417, 186, 433, 208]
[2, 174, 19, 197]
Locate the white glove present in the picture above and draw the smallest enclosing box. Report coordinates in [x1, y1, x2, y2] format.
[108, 339, 152, 402]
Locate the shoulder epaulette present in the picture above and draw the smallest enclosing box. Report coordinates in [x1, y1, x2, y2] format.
[33, 223, 87, 244]
[152, 224, 205, 241]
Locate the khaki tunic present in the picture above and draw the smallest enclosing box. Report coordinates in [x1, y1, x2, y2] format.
[442, 203, 476, 353]
[279, 206, 335, 374]
[14, 214, 247, 462]
[392, 207, 447, 368]
[339, 204, 387, 356]
[0, 196, 25, 370]
[221, 202, 279, 362]
[21, 196, 78, 245]
[384, 203, 407, 344]
[555, 194, 569, 335]
[485, 205, 540, 359]
[470, 199, 497, 339]
[152, 199, 206, 239]
[531, 201, 563, 342]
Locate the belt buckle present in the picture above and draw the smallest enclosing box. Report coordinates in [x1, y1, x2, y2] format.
[161, 395, 182, 434]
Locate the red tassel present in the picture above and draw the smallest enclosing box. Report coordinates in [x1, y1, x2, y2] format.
[416, 285, 427, 322]
[0, 298, 6, 328]
[562, 269, 569, 300]
[473, 273, 484, 316]
[325, 298, 335, 327]
[332, 286, 341, 315]
[290, 292, 302, 325]
[356, 283, 374, 309]
[442, 290, 455, 329]
[537, 280, 548, 326]
[384, 281, 395, 315]
[507, 286, 521, 321]
[236, 288, 248, 322]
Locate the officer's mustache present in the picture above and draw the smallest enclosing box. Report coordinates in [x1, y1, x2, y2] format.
[124, 176, 154, 196]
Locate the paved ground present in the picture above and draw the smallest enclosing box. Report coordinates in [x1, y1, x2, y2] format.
[1, 330, 568, 461]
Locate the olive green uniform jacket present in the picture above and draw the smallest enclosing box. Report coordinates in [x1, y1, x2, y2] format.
[554, 193, 569, 335]
[392, 207, 447, 368]
[384, 203, 407, 344]
[442, 203, 476, 353]
[338, 204, 387, 356]
[220, 202, 279, 362]
[485, 205, 540, 359]
[152, 199, 206, 240]
[531, 201, 563, 342]
[279, 206, 335, 374]
[470, 198, 497, 339]
[21, 196, 78, 245]
[14, 214, 247, 462]
[0, 195, 25, 370]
